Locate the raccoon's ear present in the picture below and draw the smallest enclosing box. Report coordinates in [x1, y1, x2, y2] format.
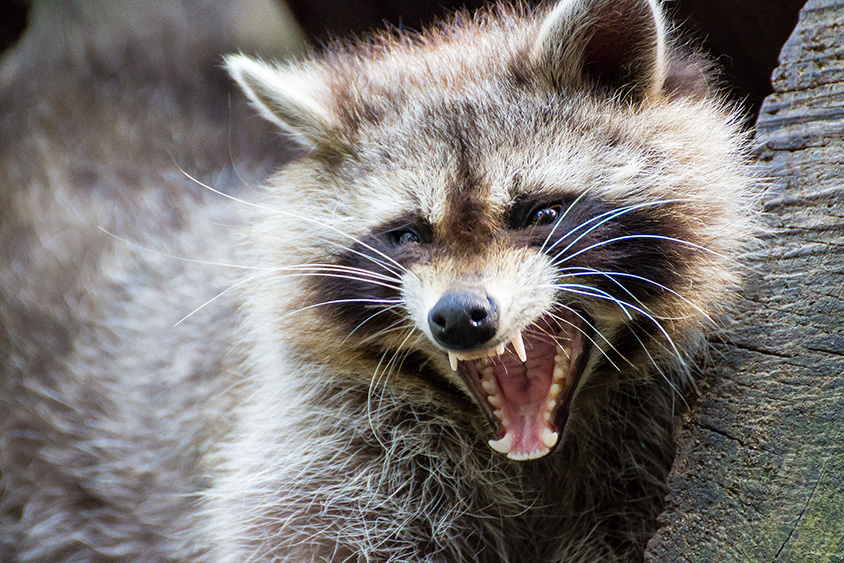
[225, 54, 338, 149]
[530, 0, 667, 100]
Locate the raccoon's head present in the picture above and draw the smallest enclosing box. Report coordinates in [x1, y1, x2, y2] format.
[227, 0, 751, 461]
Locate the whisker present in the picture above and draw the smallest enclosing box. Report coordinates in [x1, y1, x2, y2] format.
[176, 166, 410, 278]
[550, 284, 685, 366]
[289, 263, 402, 285]
[174, 269, 277, 326]
[629, 330, 690, 410]
[553, 283, 634, 320]
[279, 270, 403, 292]
[538, 184, 600, 254]
[553, 268, 710, 322]
[340, 308, 413, 346]
[545, 199, 686, 256]
[366, 327, 419, 445]
[366, 347, 401, 452]
[544, 306, 628, 372]
[361, 323, 419, 346]
[98, 227, 274, 271]
[276, 298, 403, 325]
[175, 261, 407, 327]
[101, 224, 407, 304]
[321, 239, 407, 280]
[553, 233, 720, 268]
[555, 267, 653, 316]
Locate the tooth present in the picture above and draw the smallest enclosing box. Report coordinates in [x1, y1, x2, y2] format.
[549, 383, 562, 397]
[556, 345, 571, 361]
[481, 378, 497, 395]
[540, 428, 559, 449]
[547, 399, 556, 411]
[512, 332, 527, 363]
[495, 343, 506, 356]
[488, 394, 501, 408]
[488, 433, 514, 454]
[493, 408, 505, 419]
[509, 448, 547, 461]
[448, 353, 458, 371]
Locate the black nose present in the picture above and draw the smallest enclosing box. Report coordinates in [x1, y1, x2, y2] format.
[427, 289, 499, 350]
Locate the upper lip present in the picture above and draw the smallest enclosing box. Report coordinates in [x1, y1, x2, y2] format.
[445, 331, 528, 370]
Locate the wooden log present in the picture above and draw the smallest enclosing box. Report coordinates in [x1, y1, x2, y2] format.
[646, 0, 844, 560]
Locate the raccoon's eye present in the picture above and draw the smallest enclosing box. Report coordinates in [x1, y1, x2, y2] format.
[382, 217, 432, 247]
[528, 204, 563, 227]
[391, 229, 421, 245]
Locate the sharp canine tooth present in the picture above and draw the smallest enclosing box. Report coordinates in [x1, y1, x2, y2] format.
[488, 434, 514, 454]
[541, 428, 559, 449]
[448, 353, 458, 371]
[512, 332, 527, 363]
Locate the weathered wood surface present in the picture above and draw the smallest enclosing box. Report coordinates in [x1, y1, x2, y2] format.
[646, 0, 844, 560]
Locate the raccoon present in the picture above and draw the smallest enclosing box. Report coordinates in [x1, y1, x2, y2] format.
[0, 0, 755, 562]
[205, 0, 755, 560]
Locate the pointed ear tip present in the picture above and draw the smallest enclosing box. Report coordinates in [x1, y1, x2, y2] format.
[223, 53, 247, 68]
[223, 53, 251, 80]
[224, 54, 276, 81]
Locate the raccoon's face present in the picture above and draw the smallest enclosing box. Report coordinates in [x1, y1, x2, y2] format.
[228, 0, 748, 460]
[306, 98, 712, 461]
[358, 171, 602, 461]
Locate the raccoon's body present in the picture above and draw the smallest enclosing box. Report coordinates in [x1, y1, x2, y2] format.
[0, 1, 755, 562]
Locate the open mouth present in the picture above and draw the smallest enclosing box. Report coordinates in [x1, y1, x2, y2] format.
[449, 311, 592, 461]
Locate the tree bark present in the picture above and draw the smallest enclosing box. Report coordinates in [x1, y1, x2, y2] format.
[646, 0, 844, 560]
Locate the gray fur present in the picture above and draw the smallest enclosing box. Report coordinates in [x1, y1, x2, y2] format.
[0, 1, 756, 562]
[0, 0, 299, 560]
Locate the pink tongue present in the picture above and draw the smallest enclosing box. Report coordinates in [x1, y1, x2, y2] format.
[486, 328, 560, 457]
[492, 330, 558, 404]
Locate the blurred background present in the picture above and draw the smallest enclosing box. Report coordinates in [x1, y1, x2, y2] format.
[0, 0, 807, 124]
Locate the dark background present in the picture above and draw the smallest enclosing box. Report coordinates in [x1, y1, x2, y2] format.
[281, 0, 807, 123]
[1, 0, 807, 123]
